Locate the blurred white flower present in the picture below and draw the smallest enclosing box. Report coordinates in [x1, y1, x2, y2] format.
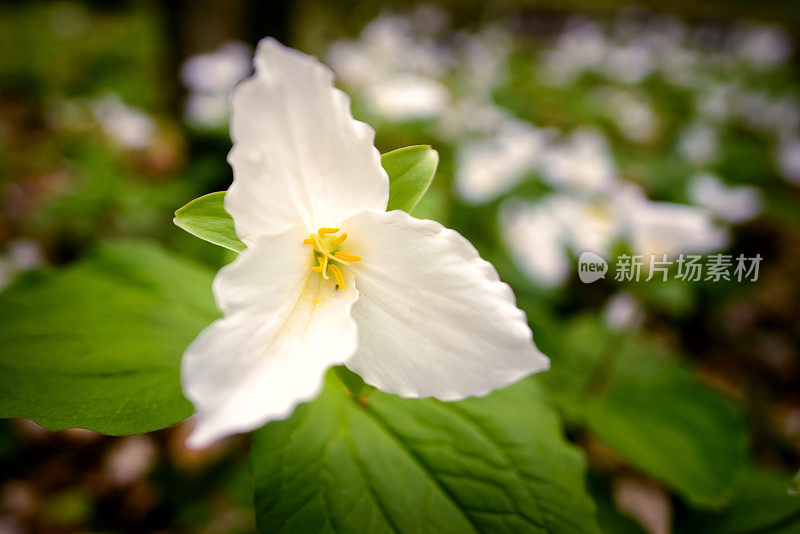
[438, 97, 511, 140]
[695, 84, 734, 122]
[92, 95, 156, 150]
[729, 24, 792, 68]
[540, 19, 607, 86]
[184, 93, 230, 128]
[8, 240, 43, 271]
[597, 89, 659, 143]
[327, 13, 452, 122]
[678, 122, 719, 165]
[687, 172, 761, 223]
[614, 476, 671, 534]
[501, 181, 727, 287]
[500, 186, 630, 287]
[603, 292, 644, 331]
[549, 193, 623, 255]
[103, 436, 157, 486]
[181, 42, 252, 94]
[328, 14, 449, 88]
[733, 90, 800, 138]
[657, 45, 700, 86]
[624, 198, 729, 257]
[456, 25, 512, 95]
[776, 137, 800, 184]
[362, 72, 449, 120]
[0, 239, 44, 291]
[181, 41, 252, 129]
[500, 200, 571, 287]
[455, 121, 551, 203]
[541, 128, 618, 193]
[603, 43, 654, 85]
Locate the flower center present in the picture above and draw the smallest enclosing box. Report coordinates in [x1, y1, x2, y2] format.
[302, 227, 361, 290]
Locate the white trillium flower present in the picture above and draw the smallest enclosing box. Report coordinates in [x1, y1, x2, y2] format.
[181, 42, 253, 95]
[594, 89, 659, 144]
[541, 128, 618, 193]
[455, 121, 550, 203]
[729, 24, 792, 68]
[540, 19, 607, 86]
[548, 193, 622, 255]
[678, 123, 719, 166]
[603, 292, 644, 331]
[623, 198, 729, 257]
[500, 199, 571, 288]
[501, 181, 727, 287]
[362, 72, 449, 120]
[181, 39, 550, 448]
[687, 172, 761, 223]
[92, 94, 156, 150]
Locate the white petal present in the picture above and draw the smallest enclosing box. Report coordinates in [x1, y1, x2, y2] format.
[182, 229, 359, 447]
[341, 210, 549, 401]
[226, 38, 388, 243]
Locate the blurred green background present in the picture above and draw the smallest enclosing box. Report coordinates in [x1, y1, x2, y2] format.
[0, 1, 798, 532]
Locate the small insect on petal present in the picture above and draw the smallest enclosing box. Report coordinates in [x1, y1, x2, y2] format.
[328, 264, 345, 290]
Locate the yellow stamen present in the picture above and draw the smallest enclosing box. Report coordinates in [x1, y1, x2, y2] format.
[334, 252, 361, 262]
[301, 227, 359, 286]
[328, 264, 345, 289]
[312, 235, 343, 264]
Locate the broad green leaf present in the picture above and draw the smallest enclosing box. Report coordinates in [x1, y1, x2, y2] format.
[251, 371, 599, 534]
[382, 145, 439, 213]
[0, 241, 219, 434]
[173, 191, 245, 252]
[539, 317, 748, 508]
[677, 468, 800, 533]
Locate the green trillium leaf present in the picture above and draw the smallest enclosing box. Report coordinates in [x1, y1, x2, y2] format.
[173, 146, 439, 251]
[251, 370, 600, 534]
[676, 468, 800, 533]
[540, 316, 748, 508]
[0, 241, 219, 434]
[382, 144, 439, 213]
[173, 191, 246, 252]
